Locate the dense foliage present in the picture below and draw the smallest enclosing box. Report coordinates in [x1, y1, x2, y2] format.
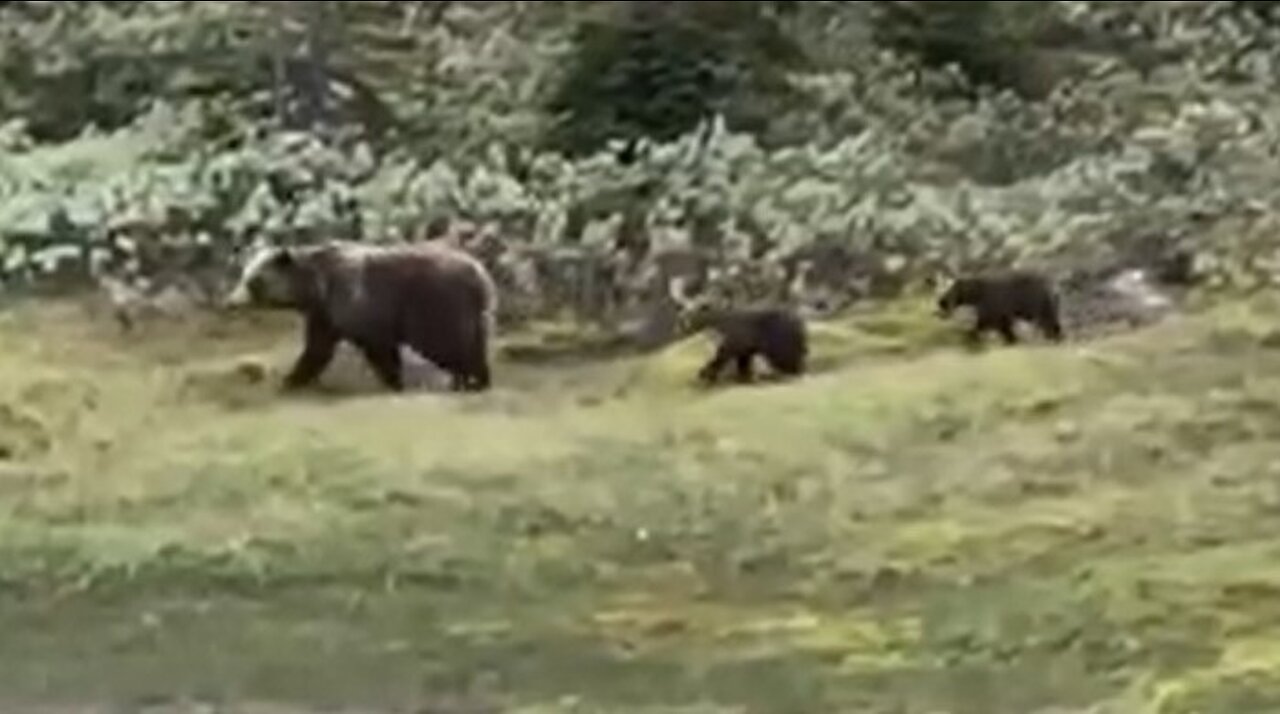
[3, 1, 1280, 339]
[544, 1, 805, 158]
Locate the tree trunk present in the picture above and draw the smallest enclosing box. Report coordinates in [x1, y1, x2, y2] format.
[269, 3, 289, 125]
[297, 0, 336, 133]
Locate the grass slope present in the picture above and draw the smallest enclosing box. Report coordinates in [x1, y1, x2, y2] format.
[2, 295, 1280, 713]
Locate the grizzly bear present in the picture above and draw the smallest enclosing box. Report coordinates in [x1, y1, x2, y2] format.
[225, 240, 497, 393]
[684, 304, 808, 385]
[936, 269, 1064, 347]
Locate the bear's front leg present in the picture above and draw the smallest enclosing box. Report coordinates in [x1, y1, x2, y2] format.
[283, 315, 340, 391]
[1038, 309, 1065, 342]
[962, 325, 986, 350]
[733, 352, 756, 383]
[698, 346, 733, 385]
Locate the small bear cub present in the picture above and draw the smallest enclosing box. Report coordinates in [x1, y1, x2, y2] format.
[683, 303, 809, 385]
[936, 270, 1065, 347]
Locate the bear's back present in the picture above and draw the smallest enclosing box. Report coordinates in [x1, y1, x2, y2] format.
[350, 242, 493, 308]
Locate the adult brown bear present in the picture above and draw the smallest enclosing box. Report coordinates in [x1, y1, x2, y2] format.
[225, 240, 497, 393]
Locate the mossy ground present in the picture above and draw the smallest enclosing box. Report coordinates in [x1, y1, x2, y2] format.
[2, 293, 1280, 713]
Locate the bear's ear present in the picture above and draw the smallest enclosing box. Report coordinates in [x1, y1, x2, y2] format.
[925, 273, 953, 293]
[271, 248, 296, 268]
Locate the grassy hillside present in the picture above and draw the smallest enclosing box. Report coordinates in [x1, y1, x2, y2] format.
[2, 294, 1280, 712]
[6, 2, 1280, 712]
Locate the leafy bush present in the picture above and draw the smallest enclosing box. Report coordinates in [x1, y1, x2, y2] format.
[2, 1, 1280, 344]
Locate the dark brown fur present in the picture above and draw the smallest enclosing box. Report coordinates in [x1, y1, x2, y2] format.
[936, 270, 1064, 347]
[688, 306, 808, 385]
[228, 241, 497, 393]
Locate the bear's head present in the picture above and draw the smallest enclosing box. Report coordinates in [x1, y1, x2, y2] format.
[935, 278, 979, 317]
[225, 245, 326, 310]
[677, 296, 734, 337]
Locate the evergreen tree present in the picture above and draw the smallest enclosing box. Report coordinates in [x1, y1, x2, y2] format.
[869, 1, 1067, 97]
[544, 1, 804, 159]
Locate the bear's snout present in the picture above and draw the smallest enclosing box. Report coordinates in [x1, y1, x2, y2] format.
[223, 278, 260, 309]
[224, 286, 250, 308]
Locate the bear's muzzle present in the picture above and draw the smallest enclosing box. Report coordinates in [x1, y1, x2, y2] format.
[223, 283, 252, 308]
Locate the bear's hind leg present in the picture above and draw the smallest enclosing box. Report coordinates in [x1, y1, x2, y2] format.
[447, 368, 486, 393]
[410, 321, 491, 393]
[424, 354, 484, 393]
[466, 361, 491, 392]
[458, 329, 492, 392]
[448, 373, 468, 392]
[764, 349, 804, 379]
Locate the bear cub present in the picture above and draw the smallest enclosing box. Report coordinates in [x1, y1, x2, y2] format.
[225, 240, 497, 393]
[685, 304, 809, 385]
[936, 270, 1065, 347]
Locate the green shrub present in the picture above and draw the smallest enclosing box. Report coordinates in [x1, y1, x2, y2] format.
[544, 1, 805, 159]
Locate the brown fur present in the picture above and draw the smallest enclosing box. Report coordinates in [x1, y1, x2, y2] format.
[936, 270, 1064, 347]
[687, 305, 808, 385]
[227, 241, 497, 393]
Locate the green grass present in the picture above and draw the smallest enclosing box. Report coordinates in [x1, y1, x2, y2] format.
[3, 293, 1280, 712]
